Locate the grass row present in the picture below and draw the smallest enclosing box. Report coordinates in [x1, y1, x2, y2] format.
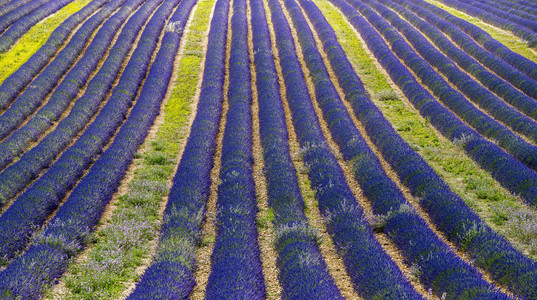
[43, 0, 216, 298]
[0, 0, 92, 84]
[422, 0, 537, 63]
[313, 0, 537, 258]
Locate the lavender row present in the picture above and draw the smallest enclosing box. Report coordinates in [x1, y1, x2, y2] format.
[0, 0, 145, 207]
[0, 0, 135, 141]
[398, 0, 537, 85]
[0, 0, 53, 35]
[127, 0, 228, 298]
[434, 0, 537, 45]
[359, 0, 537, 171]
[460, 0, 537, 30]
[0, 0, 112, 110]
[0, 0, 194, 297]
[286, 0, 508, 297]
[380, 0, 537, 122]
[0, 0, 153, 174]
[0, 0, 165, 263]
[269, 0, 422, 297]
[482, 0, 537, 17]
[470, 0, 537, 21]
[204, 0, 265, 297]
[327, 0, 537, 297]
[0, 0, 32, 19]
[0, 0, 76, 52]
[497, 0, 537, 11]
[348, 0, 537, 205]
[250, 0, 342, 297]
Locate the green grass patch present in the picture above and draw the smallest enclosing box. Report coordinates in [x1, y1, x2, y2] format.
[313, 0, 537, 258]
[0, 0, 92, 84]
[44, 0, 217, 298]
[423, 0, 537, 63]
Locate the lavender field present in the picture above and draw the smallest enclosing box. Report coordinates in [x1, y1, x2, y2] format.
[0, 0, 536, 298]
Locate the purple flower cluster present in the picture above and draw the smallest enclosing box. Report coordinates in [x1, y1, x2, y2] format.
[379, 0, 537, 124]
[398, 0, 537, 83]
[0, 0, 54, 36]
[287, 0, 510, 297]
[0, 0, 33, 19]
[436, 0, 537, 45]
[0, 0, 133, 142]
[0, 0, 112, 110]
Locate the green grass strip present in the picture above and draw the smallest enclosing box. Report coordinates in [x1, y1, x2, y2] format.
[43, 0, 216, 298]
[0, 0, 92, 84]
[313, 0, 537, 259]
[422, 0, 537, 63]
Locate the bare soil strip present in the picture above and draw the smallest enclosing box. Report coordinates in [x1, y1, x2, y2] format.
[190, 1, 232, 298]
[304, 0, 515, 295]
[247, 1, 282, 298]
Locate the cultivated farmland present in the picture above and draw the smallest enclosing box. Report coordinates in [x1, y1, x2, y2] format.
[0, 0, 536, 298]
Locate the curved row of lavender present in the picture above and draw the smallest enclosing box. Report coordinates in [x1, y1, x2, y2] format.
[0, 0, 77, 52]
[328, 0, 537, 297]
